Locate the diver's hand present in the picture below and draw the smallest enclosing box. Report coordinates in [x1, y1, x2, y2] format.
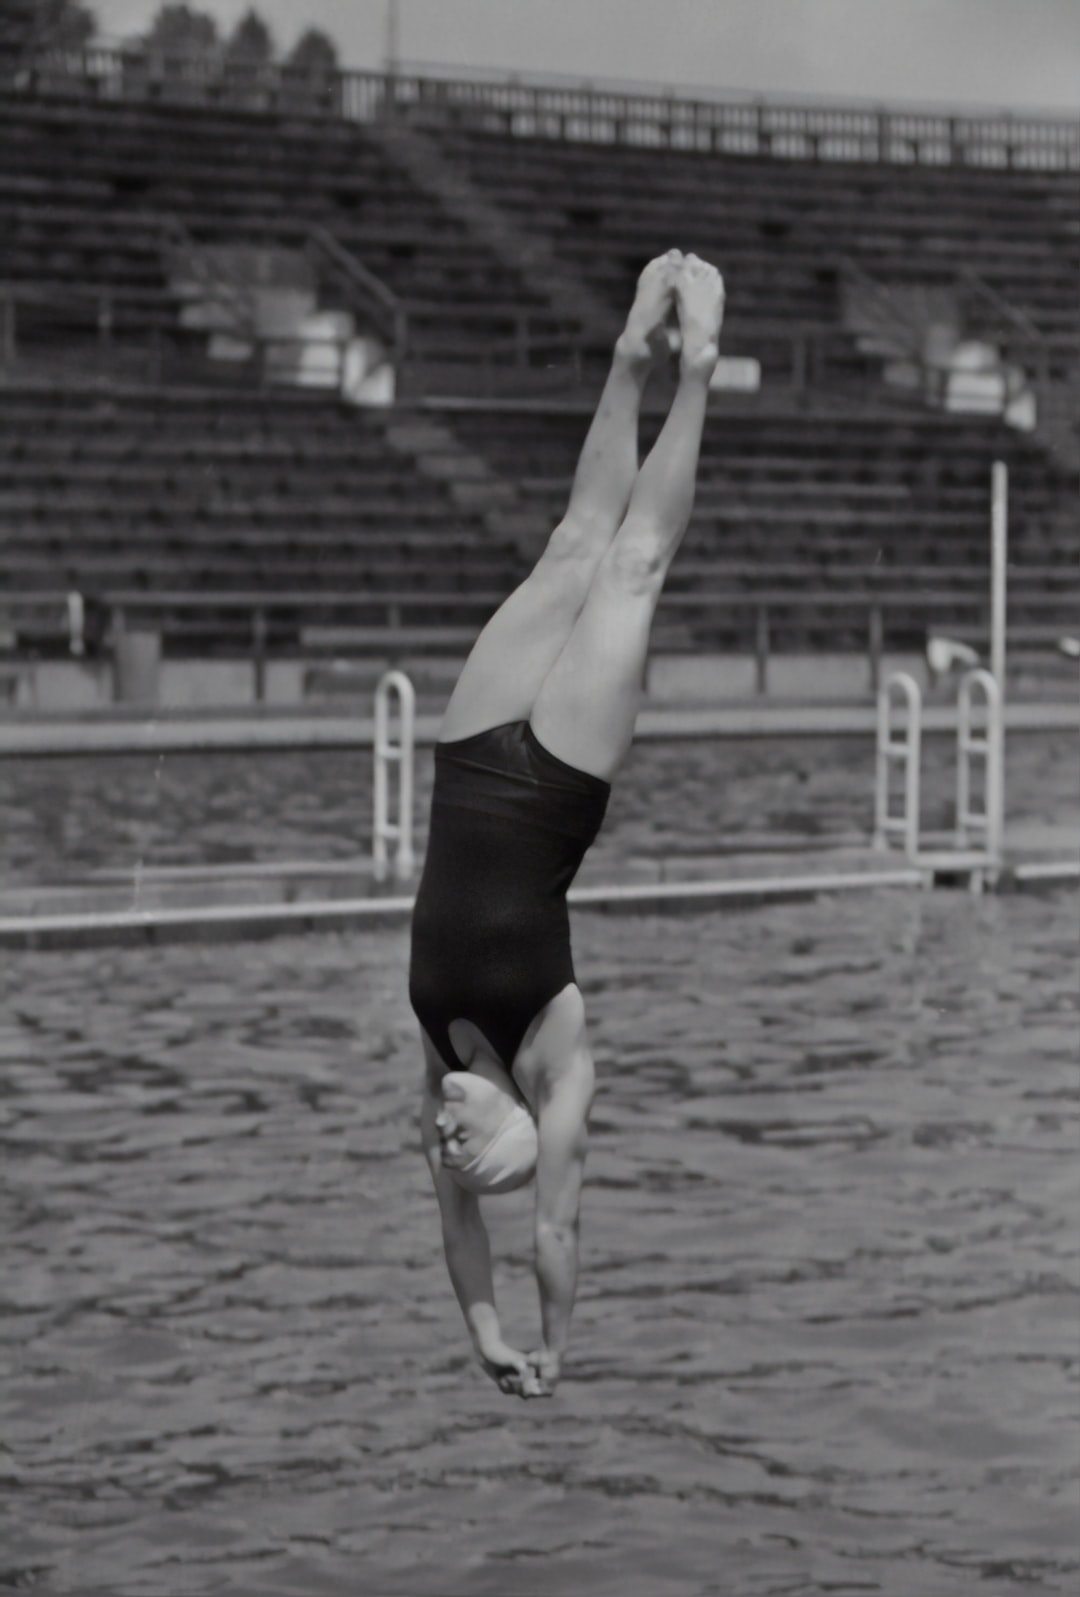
[475, 1333, 544, 1398]
[525, 1347, 561, 1397]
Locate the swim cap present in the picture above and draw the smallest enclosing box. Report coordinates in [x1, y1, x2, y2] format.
[444, 1065, 538, 1196]
[450, 1099, 538, 1195]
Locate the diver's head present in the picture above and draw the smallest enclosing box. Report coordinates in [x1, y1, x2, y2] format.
[436, 1062, 538, 1196]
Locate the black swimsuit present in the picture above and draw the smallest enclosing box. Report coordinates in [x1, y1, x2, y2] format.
[409, 721, 610, 1071]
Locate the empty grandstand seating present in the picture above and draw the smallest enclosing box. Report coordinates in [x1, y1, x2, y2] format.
[0, 384, 521, 651]
[445, 397, 1079, 649]
[435, 127, 1080, 349]
[2, 380, 1075, 661]
[0, 94, 580, 382]
[3, 79, 1076, 391]
[1, 65, 1077, 683]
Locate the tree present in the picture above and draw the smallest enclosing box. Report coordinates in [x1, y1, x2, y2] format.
[286, 27, 338, 76]
[223, 8, 274, 70]
[144, 4, 219, 61]
[32, 0, 97, 51]
[1, 4, 40, 56]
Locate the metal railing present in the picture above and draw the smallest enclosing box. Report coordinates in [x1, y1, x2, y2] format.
[0, 279, 203, 383]
[10, 49, 1079, 170]
[874, 672, 922, 857]
[0, 275, 584, 396]
[5, 585, 1077, 704]
[304, 224, 408, 368]
[372, 670, 416, 882]
[956, 669, 1004, 857]
[874, 666, 1005, 880]
[157, 216, 256, 340]
[839, 258, 924, 356]
[0, 268, 960, 401]
[838, 257, 1080, 467]
[958, 270, 1080, 471]
[0, 278, 335, 388]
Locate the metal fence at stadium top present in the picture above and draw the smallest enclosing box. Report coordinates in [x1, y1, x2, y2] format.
[7, 50, 1079, 171]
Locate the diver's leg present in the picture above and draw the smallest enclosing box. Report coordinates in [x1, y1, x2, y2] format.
[437, 251, 682, 742]
[530, 255, 724, 780]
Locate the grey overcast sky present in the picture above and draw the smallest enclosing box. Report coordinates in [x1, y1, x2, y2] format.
[91, 1, 1080, 112]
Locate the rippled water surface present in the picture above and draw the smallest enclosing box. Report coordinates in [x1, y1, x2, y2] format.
[3, 885, 1078, 1595]
[2, 730, 1077, 883]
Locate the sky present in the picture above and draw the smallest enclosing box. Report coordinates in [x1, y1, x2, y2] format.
[89, 0, 1080, 113]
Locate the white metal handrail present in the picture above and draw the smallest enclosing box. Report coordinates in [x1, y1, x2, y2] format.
[956, 668, 1004, 861]
[874, 671, 922, 859]
[372, 669, 416, 882]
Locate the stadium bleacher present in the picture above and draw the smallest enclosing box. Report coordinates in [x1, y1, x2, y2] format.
[0, 382, 520, 635]
[435, 125, 1080, 346]
[0, 93, 583, 380]
[1, 57, 1077, 694]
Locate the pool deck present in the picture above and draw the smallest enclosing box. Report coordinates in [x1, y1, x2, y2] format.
[1, 694, 1076, 756]
[2, 825, 1075, 950]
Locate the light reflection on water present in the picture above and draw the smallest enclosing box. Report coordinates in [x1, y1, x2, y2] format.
[2, 888, 1077, 1595]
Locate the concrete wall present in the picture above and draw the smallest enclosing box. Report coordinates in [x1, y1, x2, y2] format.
[11, 660, 113, 712]
[9, 652, 938, 713]
[645, 652, 930, 701]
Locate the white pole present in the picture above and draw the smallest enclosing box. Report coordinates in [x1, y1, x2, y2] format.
[990, 459, 1007, 863]
[395, 676, 416, 880]
[373, 681, 390, 883]
[991, 460, 1008, 692]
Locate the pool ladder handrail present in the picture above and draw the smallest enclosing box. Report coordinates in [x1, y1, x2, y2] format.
[874, 671, 921, 858]
[373, 669, 416, 882]
[875, 667, 1004, 878]
[955, 668, 1004, 861]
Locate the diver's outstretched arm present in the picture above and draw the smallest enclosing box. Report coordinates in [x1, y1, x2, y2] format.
[421, 1071, 540, 1395]
[529, 1043, 596, 1394]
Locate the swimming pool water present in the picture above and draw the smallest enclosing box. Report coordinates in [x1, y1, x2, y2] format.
[1, 730, 1077, 884]
[2, 886, 1077, 1595]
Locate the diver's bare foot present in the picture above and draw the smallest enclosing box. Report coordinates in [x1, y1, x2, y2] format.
[675, 253, 724, 378]
[616, 249, 682, 367]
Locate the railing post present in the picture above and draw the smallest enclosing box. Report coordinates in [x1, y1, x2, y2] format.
[948, 116, 961, 165]
[148, 323, 163, 385]
[754, 604, 770, 694]
[394, 304, 409, 365]
[874, 671, 922, 858]
[868, 603, 883, 695]
[98, 290, 113, 349]
[0, 287, 14, 370]
[252, 606, 267, 702]
[792, 330, 807, 390]
[67, 591, 86, 658]
[373, 669, 416, 883]
[109, 603, 125, 703]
